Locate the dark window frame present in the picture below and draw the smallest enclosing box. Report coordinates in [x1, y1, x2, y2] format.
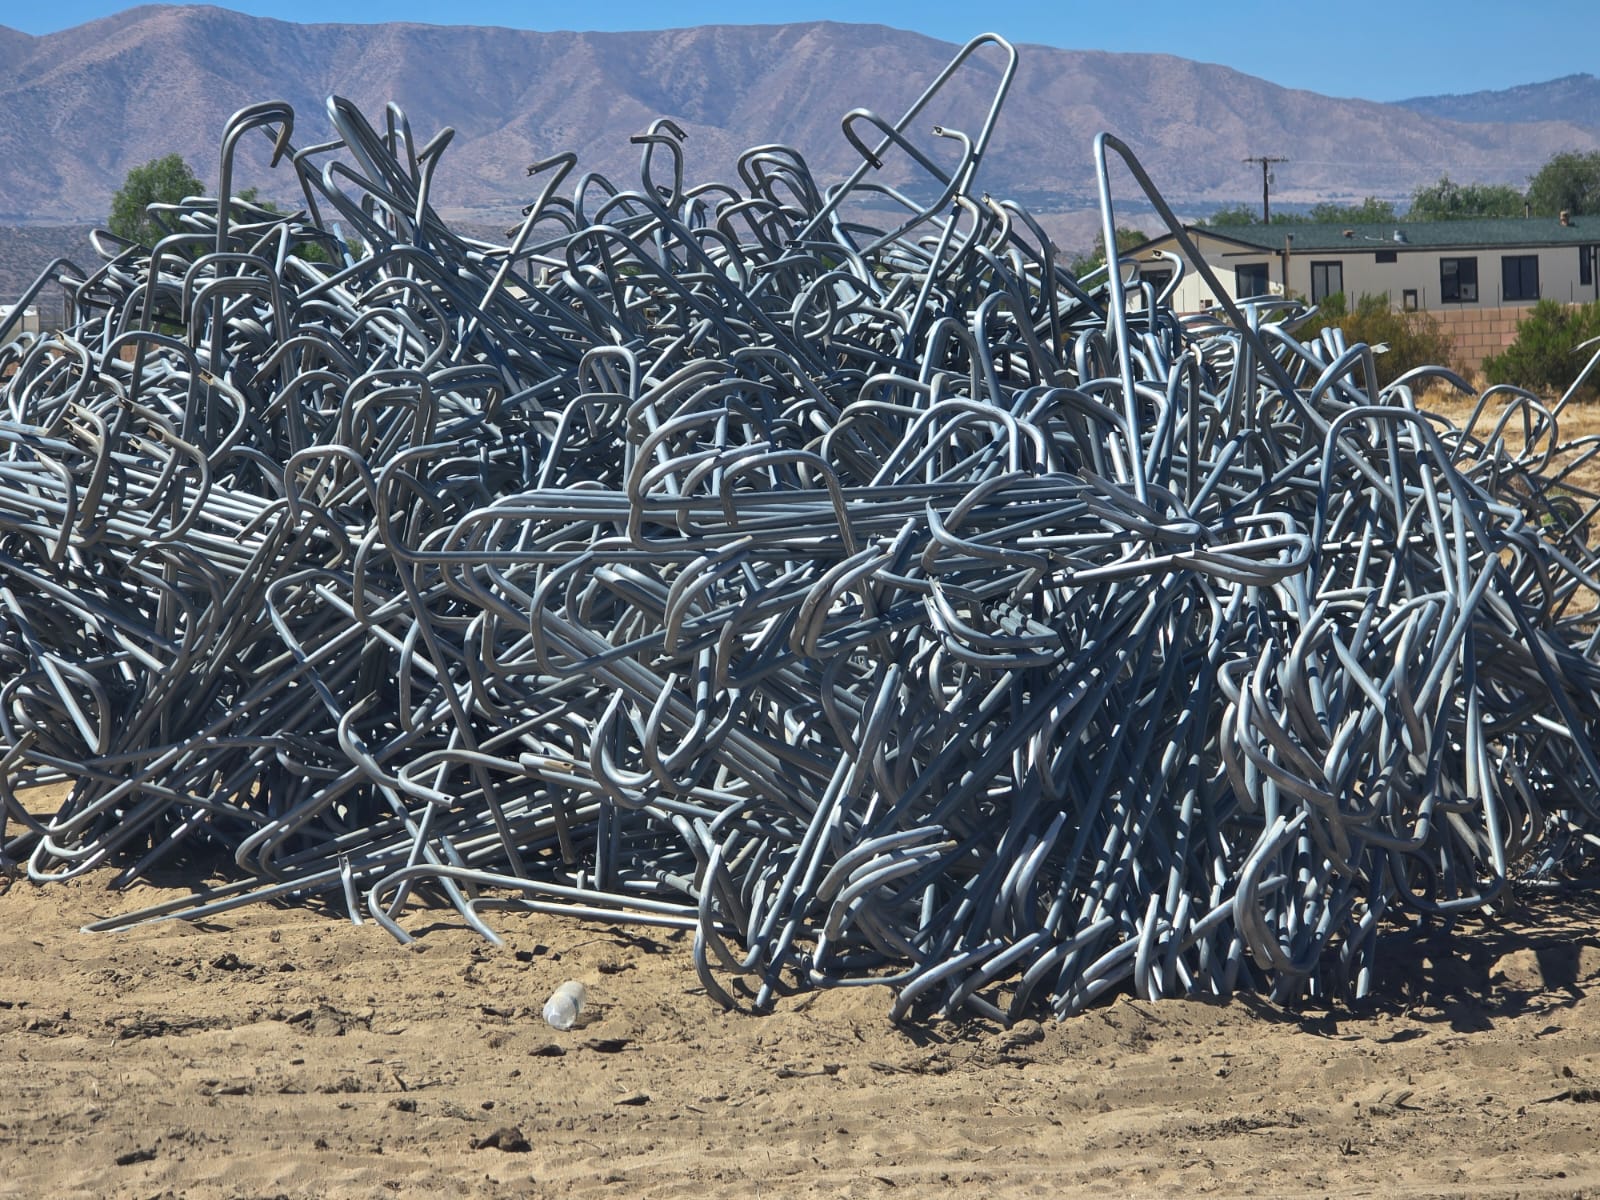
[1375, 250, 1398, 264]
[1235, 262, 1270, 298]
[1501, 254, 1540, 302]
[1310, 260, 1344, 304]
[1582, 245, 1595, 288]
[1440, 256, 1479, 303]
[1140, 267, 1174, 295]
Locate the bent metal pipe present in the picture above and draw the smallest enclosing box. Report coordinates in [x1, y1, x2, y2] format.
[3, 35, 1600, 1022]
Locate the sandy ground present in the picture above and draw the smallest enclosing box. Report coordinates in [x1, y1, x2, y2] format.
[5, 398, 1600, 1199]
[5, 860, 1600, 1200]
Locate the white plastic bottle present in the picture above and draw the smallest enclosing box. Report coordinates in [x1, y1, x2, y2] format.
[542, 980, 587, 1030]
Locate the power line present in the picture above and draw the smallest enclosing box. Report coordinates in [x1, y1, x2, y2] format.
[1243, 155, 1288, 222]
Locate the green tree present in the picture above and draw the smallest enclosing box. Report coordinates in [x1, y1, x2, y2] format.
[1068, 227, 1149, 278]
[108, 154, 205, 247]
[1294, 292, 1459, 389]
[1300, 197, 1399, 224]
[1407, 175, 1526, 220]
[1527, 151, 1600, 217]
[1198, 204, 1258, 227]
[234, 188, 336, 264]
[1482, 299, 1600, 398]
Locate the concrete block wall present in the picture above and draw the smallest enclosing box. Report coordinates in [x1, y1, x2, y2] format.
[1428, 306, 1529, 376]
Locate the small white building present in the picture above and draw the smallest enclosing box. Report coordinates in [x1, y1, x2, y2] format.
[1126, 217, 1600, 314]
[0, 304, 41, 337]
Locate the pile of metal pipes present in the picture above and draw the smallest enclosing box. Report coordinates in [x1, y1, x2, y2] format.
[3, 34, 1600, 1021]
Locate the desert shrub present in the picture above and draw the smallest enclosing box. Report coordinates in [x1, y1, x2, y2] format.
[1482, 299, 1600, 400]
[1296, 292, 1459, 389]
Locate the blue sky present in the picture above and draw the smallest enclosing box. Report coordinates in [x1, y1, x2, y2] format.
[8, 1, 1596, 103]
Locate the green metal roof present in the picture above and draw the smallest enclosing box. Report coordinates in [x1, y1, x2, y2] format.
[1165, 217, 1597, 255]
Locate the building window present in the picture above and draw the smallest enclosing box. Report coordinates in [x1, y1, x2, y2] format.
[1501, 255, 1540, 302]
[1375, 250, 1397, 264]
[1310, 261, 1344, 304]
[1582, 245, 1595, 287]
[1235, 262, 1269, 297]
[1141, 268, 1173, 295]
[1402, 289, 1419, 311]
[1440, 257, 1478, 303]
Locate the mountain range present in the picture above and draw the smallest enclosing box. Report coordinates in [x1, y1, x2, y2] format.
[1396, 74, 1600, 128]
[2, 4, 1598, 298]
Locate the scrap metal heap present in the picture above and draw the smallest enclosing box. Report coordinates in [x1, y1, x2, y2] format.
[3, 36, 1600, 1020]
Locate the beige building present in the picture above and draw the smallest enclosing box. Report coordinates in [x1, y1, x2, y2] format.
[0, 304, 41, 337]
[1126, 217, 1600, 315]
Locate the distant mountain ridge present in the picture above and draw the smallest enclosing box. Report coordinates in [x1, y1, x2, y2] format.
[1396, 74, 1600, 128]
[1, 7, 1597, 241]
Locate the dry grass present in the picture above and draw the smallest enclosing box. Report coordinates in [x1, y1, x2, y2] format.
[1407, 384, 1600, 624]
[1420, 385, 1600, 512]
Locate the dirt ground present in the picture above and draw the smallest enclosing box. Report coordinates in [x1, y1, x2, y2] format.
[5, 859, 1600, 1200]
[6, 396, 1600, 1199]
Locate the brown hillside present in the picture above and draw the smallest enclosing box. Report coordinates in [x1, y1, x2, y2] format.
[1, 6, 1596, 231]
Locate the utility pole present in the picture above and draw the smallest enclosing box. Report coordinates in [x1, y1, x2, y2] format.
[1243, 155, 1287, 223]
